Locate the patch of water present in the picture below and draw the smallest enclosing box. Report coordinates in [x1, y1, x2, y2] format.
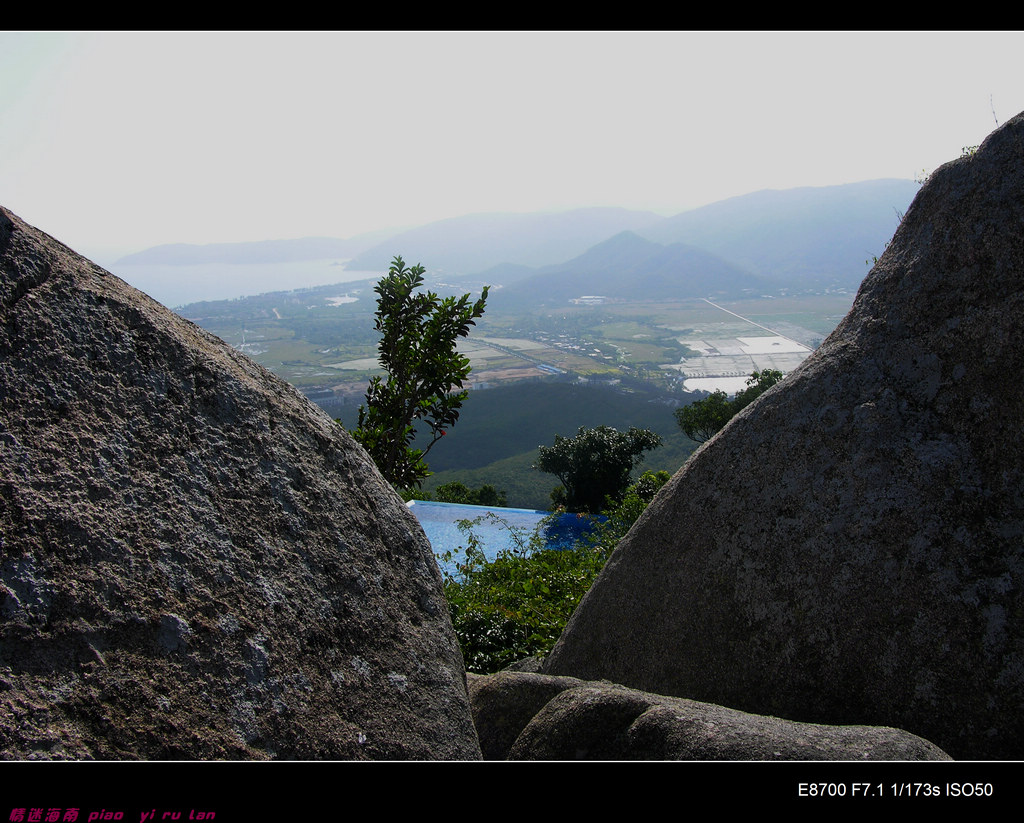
[406, 500, 600, 575]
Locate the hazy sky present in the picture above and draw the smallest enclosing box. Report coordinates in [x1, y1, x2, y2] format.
[2, 31, 1022, 262]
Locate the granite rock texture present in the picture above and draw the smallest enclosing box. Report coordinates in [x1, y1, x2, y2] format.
[0, 207, 480, 760]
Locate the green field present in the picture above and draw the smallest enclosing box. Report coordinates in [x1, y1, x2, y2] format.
[180, 284, 854, 508]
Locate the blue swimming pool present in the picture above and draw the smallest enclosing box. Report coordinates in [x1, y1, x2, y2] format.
[406, 500, 601, 575]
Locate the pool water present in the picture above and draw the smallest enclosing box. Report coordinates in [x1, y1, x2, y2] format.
[406, 500, 601, 575]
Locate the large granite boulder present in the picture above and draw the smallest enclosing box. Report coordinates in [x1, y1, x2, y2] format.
[0, 207, 480, 759]
[544, 113, 1024, 760]
[469, 671, 950, 761]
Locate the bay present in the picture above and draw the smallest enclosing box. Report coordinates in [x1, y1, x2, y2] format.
[106, 258, 385, 308]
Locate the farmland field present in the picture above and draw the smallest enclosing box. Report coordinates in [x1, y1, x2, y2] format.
[179, 281, 855, 400]
[176, 282, 857, 508]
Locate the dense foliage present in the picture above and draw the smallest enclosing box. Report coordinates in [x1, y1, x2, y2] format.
[440, 470, 670, 673]
[351, 256, 488, 489]
[674, 369, 783, 443]
[440, 526, 609, 673]
[672, 389, 733, 443]
[588, 469, 671, 547]
[732, 369, 785, 412]
[535, 425, 662, 513]
[411, 381, 699, 509]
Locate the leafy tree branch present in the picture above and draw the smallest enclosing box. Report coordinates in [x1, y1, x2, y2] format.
[674, 369, 783, 443]
[351, 256, 488, 489]
[535, 425, 662, 513]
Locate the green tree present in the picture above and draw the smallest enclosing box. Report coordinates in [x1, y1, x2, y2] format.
[433, 481, 508, 507]
[535, 425, 662, 513]
[673, 389, 733, 443]
[589, 469, 671, 549]
[352, 256, 488, 489]
[732, 369, 784, 412]
[674, 369, 783, 443]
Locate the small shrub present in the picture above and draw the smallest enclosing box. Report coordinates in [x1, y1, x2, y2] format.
[437, 471, 669, 673]
[439, 513, 608, 673]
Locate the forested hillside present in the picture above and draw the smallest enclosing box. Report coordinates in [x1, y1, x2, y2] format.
[335, 380, 699, 509]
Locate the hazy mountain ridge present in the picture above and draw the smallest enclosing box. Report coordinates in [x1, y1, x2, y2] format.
[635, 179, 919, 289]
[492, 231, 766, 310]
[343, 207, 667, 275]
[119, 181, 917, 304]
[115, 229, 398, 266]
[355, 180, 916, 306]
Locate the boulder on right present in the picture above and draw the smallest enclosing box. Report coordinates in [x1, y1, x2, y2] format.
[544, 113, 1024, 760]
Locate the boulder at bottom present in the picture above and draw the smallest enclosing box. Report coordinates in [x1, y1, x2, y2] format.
[469, 671, 950, 761]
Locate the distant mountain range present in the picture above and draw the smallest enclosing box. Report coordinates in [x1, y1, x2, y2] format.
[342, 207, 665, 275]
[463, 180, 919, 307]
[491, 231, 767, 310]
[633, 178, 919, 289]
[116, 179, 919, 306]
[114, 230, 396, 267]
